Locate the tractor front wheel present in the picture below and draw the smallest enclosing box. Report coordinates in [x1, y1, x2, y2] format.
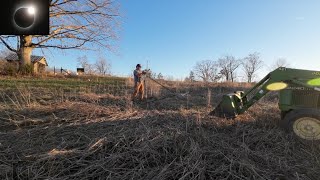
[281, 109, 320, 143]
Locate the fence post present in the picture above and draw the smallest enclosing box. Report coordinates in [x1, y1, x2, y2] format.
[144, 78, 147, 99]
[207, 87, 211, 109]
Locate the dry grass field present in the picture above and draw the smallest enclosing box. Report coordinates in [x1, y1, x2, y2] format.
[0, 77, 319, 179]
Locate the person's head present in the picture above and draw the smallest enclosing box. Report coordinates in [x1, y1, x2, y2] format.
[136, 64, 141, 70]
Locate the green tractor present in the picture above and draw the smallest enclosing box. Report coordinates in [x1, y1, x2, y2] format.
[210, 67, 320, 143]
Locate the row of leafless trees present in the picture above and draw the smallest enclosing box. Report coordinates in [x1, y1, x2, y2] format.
[188, 52, 290, 83]
[77, 55, 111, 75]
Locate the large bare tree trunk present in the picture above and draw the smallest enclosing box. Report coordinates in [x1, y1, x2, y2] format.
[18, 35, 33, 66]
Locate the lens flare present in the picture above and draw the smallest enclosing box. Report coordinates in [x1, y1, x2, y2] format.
[266, 82, 288, 91]
[308, 78, 320, 86]
[28, 7, 35, 15]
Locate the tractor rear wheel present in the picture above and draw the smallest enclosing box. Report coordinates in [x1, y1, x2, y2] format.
[281, 109, 320, 143]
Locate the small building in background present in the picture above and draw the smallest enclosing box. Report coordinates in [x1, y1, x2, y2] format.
[5, 54, 48, 74]
[76, 68, 85, 75]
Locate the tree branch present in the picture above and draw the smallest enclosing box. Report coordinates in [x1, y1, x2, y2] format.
[0, 37, 17, 53]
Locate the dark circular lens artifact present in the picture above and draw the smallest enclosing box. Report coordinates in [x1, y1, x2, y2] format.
[14, 7, 35, 28]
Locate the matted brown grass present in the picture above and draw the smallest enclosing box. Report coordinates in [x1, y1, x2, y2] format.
[0, 85, 319, 180]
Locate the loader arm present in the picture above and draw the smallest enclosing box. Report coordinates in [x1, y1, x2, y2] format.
[211, 67, 320, 118]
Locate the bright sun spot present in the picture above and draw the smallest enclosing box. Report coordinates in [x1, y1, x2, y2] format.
[28, 7, 35, 15]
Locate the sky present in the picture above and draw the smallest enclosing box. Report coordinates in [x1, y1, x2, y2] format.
[39, 0, 320, 81]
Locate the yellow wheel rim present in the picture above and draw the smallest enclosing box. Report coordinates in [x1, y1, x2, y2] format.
[293, 117, 320, 140]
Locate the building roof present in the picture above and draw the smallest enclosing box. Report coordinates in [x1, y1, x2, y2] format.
[5, 54, 48, 66]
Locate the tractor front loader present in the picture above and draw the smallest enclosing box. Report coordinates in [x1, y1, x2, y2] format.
[210, 67, 320, 143]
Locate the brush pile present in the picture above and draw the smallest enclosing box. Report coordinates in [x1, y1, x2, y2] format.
[0, 89, 319, 180]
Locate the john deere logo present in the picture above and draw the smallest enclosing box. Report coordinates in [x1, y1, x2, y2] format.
[286, 87, 306, 90]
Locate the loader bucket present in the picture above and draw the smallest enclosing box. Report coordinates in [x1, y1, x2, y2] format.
[209, 92, 244, 119]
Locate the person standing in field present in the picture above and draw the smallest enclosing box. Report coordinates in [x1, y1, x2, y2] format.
[132, 64, 147, 101]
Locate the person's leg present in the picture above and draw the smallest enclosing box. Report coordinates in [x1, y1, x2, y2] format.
[139, 83, 145, 100]
[131, 83, 139, 100]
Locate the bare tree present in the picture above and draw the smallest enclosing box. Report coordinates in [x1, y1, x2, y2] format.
[270, 58, 290, 70]
[150, 71, 157, 79]
[189, 71, 195, 82]
[86, 64, 96, 75]
[242, 52, 263, 82]
[0, 0, 120, 70]
[184, 71, 195, 82]
[77, 55, 89, 68]
[218, 55, 241, 82]
[0, 49, 12, 74]
[95, 56, 111, 75]
[164, 75, 175, 81]
[0, 49, 12, 59]
[193, 60, 220, 82]
[77, 55, 95, 75]
[157, 73, 164, 80]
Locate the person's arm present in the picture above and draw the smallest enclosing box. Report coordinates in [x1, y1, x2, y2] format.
[134, 70, 144, 77]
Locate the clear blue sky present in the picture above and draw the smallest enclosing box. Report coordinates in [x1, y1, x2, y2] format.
[42, 0, 320, 80]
